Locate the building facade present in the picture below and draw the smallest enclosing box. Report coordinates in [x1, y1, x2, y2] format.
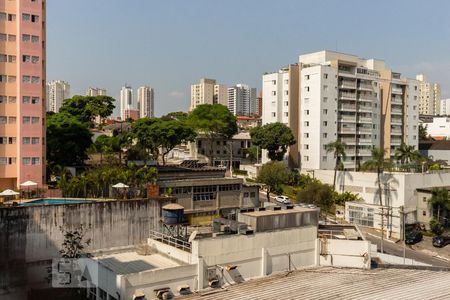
[86, 87, 106, 96]
[417, 74, 441, 115]
[120, 85, 133, 121]
[227, 84, 257, 116]
[0, 0, 46, 189]
[262, 51, 419, 170]
[137, 86, 154, 118]
[190, 78, 227, 110]
[46, 80, 69, 112]
[440, 98, 450, 116]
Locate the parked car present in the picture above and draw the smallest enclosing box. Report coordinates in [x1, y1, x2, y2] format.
[432, 235, 450, 248]
[405, 231, 423, 245]
[275, 195, 291, 204]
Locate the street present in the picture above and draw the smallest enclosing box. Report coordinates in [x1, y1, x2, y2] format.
[362, 229, 450, 267]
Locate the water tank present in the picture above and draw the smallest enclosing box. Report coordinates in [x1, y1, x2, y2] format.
[162, 203, 184, 225]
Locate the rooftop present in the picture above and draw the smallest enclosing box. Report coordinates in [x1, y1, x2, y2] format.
[94, 252, 181, 275]
[240, 207, 317, 217]
[177, 267, 450, 300]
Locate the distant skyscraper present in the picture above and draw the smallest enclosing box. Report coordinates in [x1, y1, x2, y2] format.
[416, 74, 441, 115]
[227, 84, 257, 116]
[120, 85, 133, 121]
[137, 86, 154, 118]
[0, 0, 46, 188]
[87, 87, 107, 96]
[440, 99, 450, 116]
[46, 81, 70, 113]
[190, 78, 228, 110]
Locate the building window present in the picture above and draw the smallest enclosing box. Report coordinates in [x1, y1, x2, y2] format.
[272, 80, 276, 85]
[305, 86, 310, 92]
[31, 137, 40, 144]
[303, 156, 309, 161]
[22, 76, 31, 83]
[8, 76, 16, 83]
[304, 144, 309, 150]
[32, 117, 39, 124]
[284, 90, 288, 95]
[23, 96, 30, 104]
[323, 121, 328, 126]
[0, 157, 6, 165]
[284, 112, 288, 117]
[22, 55, 31, 63]
[23, 116, 30, 124]
[323, 97, 328, 103]
[22, 34, 31, 42]
[8, 137, 15, 144]
[284, 101, 288, 106]
[31, 35, 39, 43]
[323, 109, 328, 115]
[31, 15, 39, 23]
[323, 133, 328, 138]
[0, 34, 6, 41]
[0, 55, 6, 62]
[31, 97, 39, 104]
[8, 34, 16, 42]
[0, 116, 6, 124]
[8, 117, 16, 124]
[23, 137, 30, 144]
[305, 75, 310, 80]
[304, 133, 309, 138]
[323, 85, 328, 91]
[22, 157, 31, 165]
[422, 211, 426, 216]
[284, 79, 289, 84]
[271, 112, 276, 117]
[8, 14, 16, 21]
[324, 73, 328, 79]
[8, 55, 16, 63]
[31, 76, 40, 84]
[305, 110, 309, 115]
[22, 14, 31, 21]
[32, 157, 40, 165]
[0, 96, 6, 103]
[271, 91, 276, 96]
[31, 56, 39, 64]
[0, 12, 6, 21]
[304, 121, 309, 127]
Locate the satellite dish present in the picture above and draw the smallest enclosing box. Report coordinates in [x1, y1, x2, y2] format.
[188, 231, 198, 243]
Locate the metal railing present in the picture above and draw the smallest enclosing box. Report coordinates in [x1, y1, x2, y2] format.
[149, 230, 192, 252]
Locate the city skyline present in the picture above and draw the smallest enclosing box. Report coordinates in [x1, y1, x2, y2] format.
[46, 0, 450, 116]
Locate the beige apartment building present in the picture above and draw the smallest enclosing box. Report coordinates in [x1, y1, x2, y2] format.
[416, 74, 441, 115]
[190, 78, 227, 110]
[262, 51, 419, 170]
[0, 0, 46, 189]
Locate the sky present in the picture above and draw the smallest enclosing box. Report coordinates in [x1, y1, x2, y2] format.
[47, 0, 450, 117]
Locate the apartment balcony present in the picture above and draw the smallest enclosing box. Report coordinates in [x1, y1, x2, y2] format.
[338, 68, 355, 76]
[358, 106, 373, 113]
[391, 128, 402, 135]
[339, 81, 356, 89]
[357, 149, 372, 156]
[358, 95, 375, 102]
[338, 116, 357, 123]
[357, 127, 372, 134]
[391, 118, 403, 125]
[358, 117, 372, 123]
[358, 84, 373, 91]
[391, 138, 402, 145]
[392, 87, 403, 95]
[339, 127, 356, 134]
[339, 104, 356, 111]
[342, 161, 356, 169]
[391, 108, 403, 115]
[339, 92, 357, 100]
[357, 138, 373, 145]
[391, 97, 403, 105]
[340, 137, 356, 145]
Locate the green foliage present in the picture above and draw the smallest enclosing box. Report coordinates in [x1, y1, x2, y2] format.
[245, 145, 259, 163]
[325, 140, 347, 190]
[394, 143, 422, 164]
[429, 164, 441, 171]
[47, 113, 93, 167]
[59, 225, 91, 258]
[257, 161, 290, 201]
[59, 95, 115, 125]
[429, 188, 450, 224]
[430, 218, 444, 235]
[187, 104, 238, 165]
[333, 191, 362, 206]
[162, 111, 189, 121]
[419, 124, 428, 141]
[130, 117, 196, 165]
[297, 181, 334, 215]
[250, 123, 296, 161]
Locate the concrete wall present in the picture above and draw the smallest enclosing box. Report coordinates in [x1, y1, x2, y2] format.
[0, 198, 170, 296]
[319, 239, 371, 269]
[191, 226, 318, 289]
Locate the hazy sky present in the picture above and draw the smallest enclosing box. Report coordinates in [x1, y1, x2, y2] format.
[47, 0, 450, 116]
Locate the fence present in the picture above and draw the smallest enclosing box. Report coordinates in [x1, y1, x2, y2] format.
[149, 230, 192, 252]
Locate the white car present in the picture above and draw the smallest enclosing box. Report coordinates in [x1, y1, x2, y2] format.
[275, 195, 291, 204]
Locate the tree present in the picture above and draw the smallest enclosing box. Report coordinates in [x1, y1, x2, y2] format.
[245, 146, 259, 163]
[333, 191, 362, 206]
[394, 143, 421, 164]
[47, 113, 93, 167]
[130, 118, 161, 163]
[361, 148, 393, 206]
[429, 188, 450, 224]
[419, 124, 428, 141]
[325, 140, 347, 191]
[257, 161, 289, 202]
[59, 225, 91, 258]
[250, 123, 296, 161]
[59, 95, 115, 125]
[162, 111, 189, 121]
[297, 181, 335, 216]
[187, 104, 238, 165]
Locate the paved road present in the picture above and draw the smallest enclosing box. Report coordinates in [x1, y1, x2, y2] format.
[363, 230, 450, 267]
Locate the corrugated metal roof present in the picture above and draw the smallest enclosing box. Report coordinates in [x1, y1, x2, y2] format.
[95, 252, 180, 275]
[177, 267, 450, 300]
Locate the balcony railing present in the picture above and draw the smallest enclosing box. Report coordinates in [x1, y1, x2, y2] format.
[391, 118, 403, 124]
[358, 117, 372, 123]
[339, 81, 356, 89]
[358, 139, 372, 144]
[391, 138, 402, 145]
[338, 116, 356, 122]
[358, 84, 373, 90]
[339, 92, 357, 100]
[392, 87, 403, 94]
[358, 106, 372, 112]
[391, 108, 403, 115]
[340, 127, 356, 133]
[339, 104, 356, 111]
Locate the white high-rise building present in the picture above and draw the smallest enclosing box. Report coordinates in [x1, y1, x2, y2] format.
[120, 85, 133, 121]
[137, 86, 154, 118]
[227, 84, 257, 116]
[440, 99, 450, 116]
[87, 87, 107, 96]
[416, 74, 441, 115]
[262, 50, 420, 170]
[46, 80, 70, 113]
[190, 78, 228, 110]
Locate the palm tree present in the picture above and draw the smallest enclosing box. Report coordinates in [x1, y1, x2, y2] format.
[325, 140, 347, 191]
[362, 147, 392, 206]
[429, 188, 450, 223]
[394, 143, 419, 164]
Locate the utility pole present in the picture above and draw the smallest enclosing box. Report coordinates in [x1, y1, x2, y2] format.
[400, 206, 406, 264]
[381, 208, 384, 253]
[229, 140, 233, 177]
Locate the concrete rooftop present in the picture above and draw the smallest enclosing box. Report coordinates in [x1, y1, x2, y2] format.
[95, 252, 180, 275]
[177, 267, 450, 300]
[240, 207, 317, 217]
